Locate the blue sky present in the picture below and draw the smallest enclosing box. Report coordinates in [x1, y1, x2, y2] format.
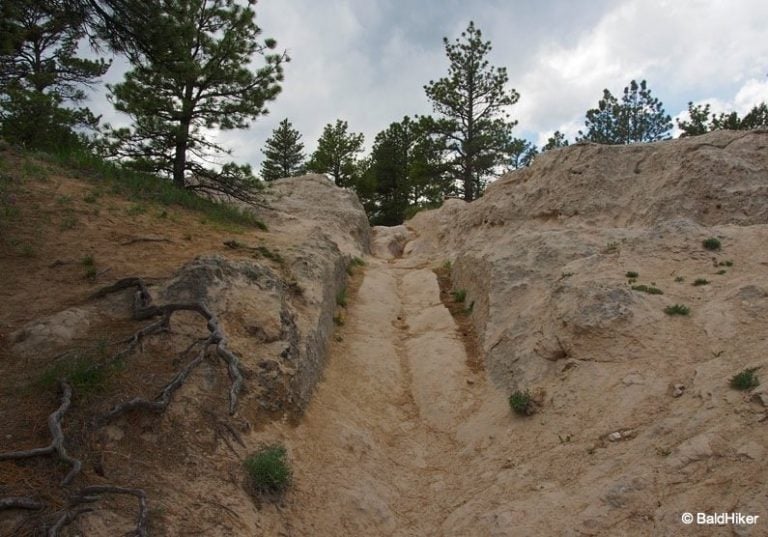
[89, 0, 768, 170]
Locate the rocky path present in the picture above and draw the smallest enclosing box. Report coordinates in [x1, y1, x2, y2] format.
[256, 254, 500, 536]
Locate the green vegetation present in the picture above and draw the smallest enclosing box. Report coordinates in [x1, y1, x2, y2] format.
[336, 287, 348, 307]
[260, 118, 306, 181]
[674, 276, 685, 283]
[692, 278, 710, 286]
[730, 368, 759, 391]
[718, 260, 734, 267]
[244, 444, 292, 495]
[678, 101, 768, 136]
[631, 284, 663, 295]
[38, 345, 112, 397]
[664, 304, 690, 316]
[81, 255, 95, 267]
[578, 80, 671, 144]
[716, 269, 727, 275]
[508, 390, 535, 416]
[424, 21, 521, 201]
[625, 271, 639, 279]
[604, 241, 619, 253]
[452, 289, 467, 303]
[46, 148, 266, 229]
[702, 237, 721, 251]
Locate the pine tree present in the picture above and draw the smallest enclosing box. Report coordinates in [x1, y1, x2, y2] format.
[577, 80, 671, 144]
[0, 0, 110, 149]
[542, 130, 569, 151]
[364, 116, 449, 225]
[508, 138, 538, 170]
[306, 120, 364, 187]
[677, 101, 768, 137]
[107, 0, 285, 201]
[260, 119, 305, 181]
[424, 21, 519, 201]
[676, 102, 711, 137]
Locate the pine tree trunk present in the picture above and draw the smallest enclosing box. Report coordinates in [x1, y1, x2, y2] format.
[172, 124, 189, 189]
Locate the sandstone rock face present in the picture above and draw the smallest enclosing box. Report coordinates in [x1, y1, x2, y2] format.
[405, 129, 768, 535]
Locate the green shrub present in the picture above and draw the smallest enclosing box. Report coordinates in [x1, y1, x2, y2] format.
[625, 271, 639, 279]
[244, 444, 291, 494]
[692, 278, 709, 286]
[81, 255, 95, 267]
[730, 368, 759, 391]
[631, 284, 663, 295]
[452, 289, 467, 303]
[674, 276, 685, 283]
[718, 260, 733, 267]
[336, 288, 347, 307]
[350, 256, 366, 267]
[508, 390, 535, 416]
[716, 269, 727, 275]
[702, 237, 721, 251]
[664, 304, 690, 316]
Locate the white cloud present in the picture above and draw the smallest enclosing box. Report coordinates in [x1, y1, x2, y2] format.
[514, 0, 768, 140]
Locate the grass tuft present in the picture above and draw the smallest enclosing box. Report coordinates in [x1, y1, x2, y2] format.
[244, 444, 291, 495]
[509, 390, 536, 416]
[664, 304, 690, 316]
[730, 368, 759, 391]
[702, 237, 721, 251]
[631, 284, 663, 295]
[692, 278, 709, 286]
[452, 289, 467, 303]
[625, 271, 639, 279]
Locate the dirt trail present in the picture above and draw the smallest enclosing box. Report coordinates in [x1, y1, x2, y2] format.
[254, 252, 506, 536]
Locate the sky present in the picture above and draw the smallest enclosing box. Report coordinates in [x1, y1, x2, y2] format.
[88, 0, 768, 172]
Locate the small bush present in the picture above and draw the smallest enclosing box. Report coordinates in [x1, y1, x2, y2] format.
[718, 260, 733, 267]
[674, 276, 685, 283]
[81, 255, 95, 267]
[692, 278, 709, 286]
[244, 444, 291, 495]
[351, 256, 366, 267]
[625, 271, 639, 279]
[442, 260, 452, 271]
[702, 237, 721, 251]
[452, 289, 467, 303]
[603, 241, 619, 253]
[664, 304, 690, 316]
[509, 390, 536, 416]
[730, 368, 759, 391]
[631, 284, 663, 295]
[716, 269, 727, 275]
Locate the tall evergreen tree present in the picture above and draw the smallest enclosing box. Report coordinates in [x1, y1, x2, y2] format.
[107, 0, 285, 201]
[577, 80, 671, 144]
[0, 0, 109, 149]
[306, 119, 364, 187]
[365, 116, 449, 225]
[424, 21, 519, 201]
[260, 119, 305, 181]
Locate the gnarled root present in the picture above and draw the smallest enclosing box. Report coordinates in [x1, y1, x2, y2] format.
[0, 380, 82, 486]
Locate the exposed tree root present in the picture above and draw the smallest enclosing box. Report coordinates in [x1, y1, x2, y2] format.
[0, 380, 82, 486]
[97, 341, 208, 425]
[0, 497, 44, 510]
[91, 277, 244, 416]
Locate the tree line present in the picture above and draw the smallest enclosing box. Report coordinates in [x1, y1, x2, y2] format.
[1, 2, 766, 225]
